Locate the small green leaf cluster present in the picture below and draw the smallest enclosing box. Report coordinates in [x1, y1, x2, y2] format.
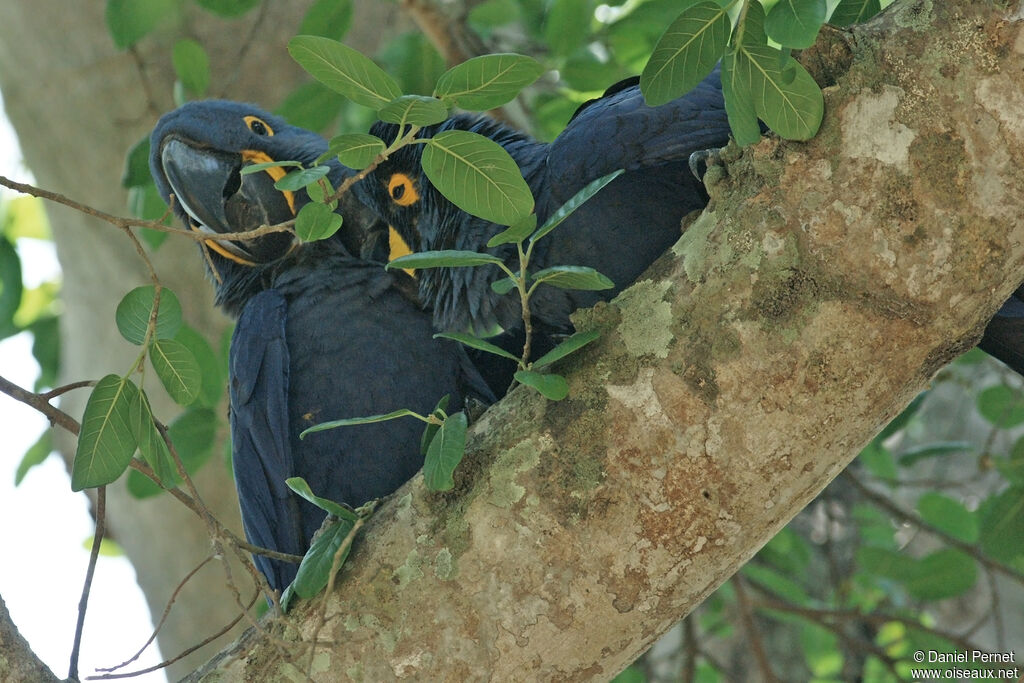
[71, 285, 223, 493]
[639, 0, 881, 144]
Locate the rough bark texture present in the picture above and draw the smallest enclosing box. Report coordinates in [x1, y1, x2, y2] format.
[0, 1, 404, 677]
[0, 595, 59, 683]
[189, 0, 1024, 679]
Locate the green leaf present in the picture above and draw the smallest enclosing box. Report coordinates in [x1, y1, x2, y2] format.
[533, 330, 600, 369]
[167, 407, 217, 471]
[128, 387, 173, 492]
[532, 169, 623, 243]
[977, 384, 1024, 428]
[150, 338, 201, 406]
[978, 486, 1024, 563]
[905, 549, 977, 601]
[319, 133, 386, 169]
[721, 49, 762, 146]
[543, 0, 591, 58]
[286, 477, 359, 521]
[420, 394, 450, 456]
[916, 492, 978, 543]
[72, 375, 138, 491]
[434, 331, 520, 362]
[378, 95, 449, 127]
[376, 31, 446, 96]
[856, 546, 919, 581]
[434, 53, 544, 110]
[0, 237, 23, 341]
[757, 527, 812, 574]
[305, 178, 337, 209]
[740, 563, 810, 603]
[531, 265, 614, 290]
[640, 3, 731, 106]
[387, 249, 506, 271]
[172, 39, 211, 96]
[15, 431, 52, 486]
[422, 129, 534, 225]
[239, 160, 303, 175]
[514, 370, 569, 400]
[295, 202, 343, 242]
[288, 35, 402, 110]
[423, 412, 468, 491]
[276, 82, 346, 132]
[301, 408, 421, 438]
[299, 0, 353, 40]
[829, 0, 881, 26]
[174, 325, 224, 408]
[857, 440, 896, 480]
[290, 517, 356, 600]
[491, 277, 517, 295]
[121, 136, 152, 188]
[275, 165, 331, 191]
[115, 285, 182, 345]
[996, 436, 1024, 484]
[764, 0, 827, 49]
[194, 0, 260, 17]
[105, 0, 176, 50]
[729, 3, 824, 141]
[800, 623, 843, 678]
[29, 316, 59, 391]
[487, 215, 536, 248]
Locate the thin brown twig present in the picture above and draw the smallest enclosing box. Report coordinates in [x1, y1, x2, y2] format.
[0, 175, 294, 244]
[96, 555, 217, 673]
[0, 374, 80, 435]
[731, 576, 779, 683]
[86, 588, 261, 681]
[69, 485, 106, 681]
[39, 380, 96, 400]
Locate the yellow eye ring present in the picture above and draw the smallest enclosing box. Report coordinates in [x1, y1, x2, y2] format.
[243, 115, 274, 136]
[387, 173, 419, 207]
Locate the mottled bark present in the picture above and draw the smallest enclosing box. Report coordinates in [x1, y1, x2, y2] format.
[0, 1, 403, 677]
[191, 0, 1024, 679]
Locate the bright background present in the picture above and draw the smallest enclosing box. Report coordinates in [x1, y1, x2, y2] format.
[0, 95, 168, 682]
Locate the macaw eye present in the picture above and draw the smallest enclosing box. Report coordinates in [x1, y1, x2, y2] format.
[387, 173, 419, 207]
[244, 116, 274, 136]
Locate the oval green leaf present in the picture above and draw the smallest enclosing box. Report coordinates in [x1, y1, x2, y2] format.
[977, 384, 1024, 428]
[387, 249, 506, 271]
[422, 129, 534, 225]
[150, 338, 201, 406]
[174, 325, 223, 408]
[299, 0, 353, 40]
[916, 492, 978, 544]
[172, 39, 211, 96]
[295, 202, 343, 242]
[640, 3, 732, 107]
[829, 0, 881, 26]
[286, 477, 359, 521]
[105, 0, 176, 50]
[195, 0, 260, 17]
[514, 370, 569, 400]
[487, 214, 536, 248]
[733, 3, 823, 141]
[167, 407, 217, 472]
[434, 53, 544, 111]
[543, 0, 591, 58]
[978, 486, 1024, 563]
[128, 386, 174, 489]
[72, 375, 139, 491]
[301, 408, 420, 438]
[288, 35, 402, 110]
[419, 394, 451, 456]
[765, 0, 827, 49]
[905, 549, 978, 601]
[423, 412, 468, 492]
[290, 517, 356, 600]
[319, 133, 386, 169]
[721, 49, 763, 146]
[240, 160, 303, 176]
[491, 277, 517, 295]
[434, 331, 520, 362]
[533, 330, 600, 369]
[532, 169, 623, 243]
[531, 265, 614, 291]
[275, 165, 331, 191]
[378, 95, 449, 127]
[115, 285, 182, 346]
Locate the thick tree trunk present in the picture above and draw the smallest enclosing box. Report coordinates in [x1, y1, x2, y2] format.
[189, 0, 1024, 679]
[0, 1, 403, 677]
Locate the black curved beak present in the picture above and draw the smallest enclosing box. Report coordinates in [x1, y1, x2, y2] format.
[160, 139, 295, 263]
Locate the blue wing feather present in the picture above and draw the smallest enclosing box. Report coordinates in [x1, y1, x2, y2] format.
[229, 289, 303, 591]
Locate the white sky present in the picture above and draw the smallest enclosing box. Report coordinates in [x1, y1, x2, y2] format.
[0, 97, 168, 682]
